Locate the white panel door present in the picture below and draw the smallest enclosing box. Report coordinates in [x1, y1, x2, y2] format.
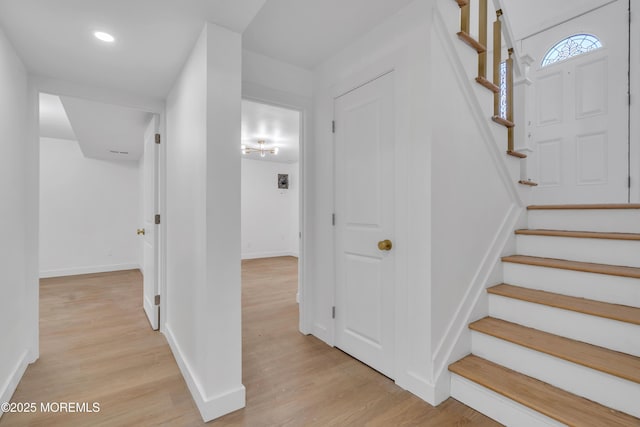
[142, 116, 159, 330]
[524, 0, 629, 204]
[334, 72, 395, 378]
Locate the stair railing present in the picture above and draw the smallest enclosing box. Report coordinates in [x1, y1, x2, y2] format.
[454, 0, 538, 186]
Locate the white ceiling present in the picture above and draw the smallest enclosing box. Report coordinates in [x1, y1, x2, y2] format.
[40, 93, 75, 141]
[243, 0, 415, 69]
[0, 0, 266, 98]
[242, 100, 299, 164]
[40, 93, 152, 162]
[60, 96, 151, 161]
[505, 0, 614, 41]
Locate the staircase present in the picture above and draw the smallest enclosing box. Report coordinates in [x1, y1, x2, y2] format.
[449, 204, 640, 426]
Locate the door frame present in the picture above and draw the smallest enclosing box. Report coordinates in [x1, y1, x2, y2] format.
[240, 91, 310, 335]
[30, 79, 166, 356]
[329, 51, 412, 386]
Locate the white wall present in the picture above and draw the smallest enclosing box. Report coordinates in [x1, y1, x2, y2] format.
[241, 159, 299, 259]
[165, 22, 243, 422]
[39, 138, 140, 277]
[0, 25, 37, 417]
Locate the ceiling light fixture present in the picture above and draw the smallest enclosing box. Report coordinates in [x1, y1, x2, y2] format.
[94, 31, 115, 43]
[241, 140, 279, 158]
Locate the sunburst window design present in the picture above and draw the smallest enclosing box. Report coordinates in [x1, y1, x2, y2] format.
[541, 34, 602, 67]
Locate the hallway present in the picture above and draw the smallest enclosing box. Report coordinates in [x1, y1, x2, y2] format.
[2, 258, 498, 426]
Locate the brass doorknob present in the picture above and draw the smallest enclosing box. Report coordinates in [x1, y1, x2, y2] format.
[377, 239, 392, 251]
[137, 228, 145, 236]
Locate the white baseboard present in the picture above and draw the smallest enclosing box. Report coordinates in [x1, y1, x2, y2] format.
[0, 349, 30, 420]
[395, 370, 440, 406]
[164, 325, 245, 422]
[39, 263, 141, 278]
[241, 251, 298, 260]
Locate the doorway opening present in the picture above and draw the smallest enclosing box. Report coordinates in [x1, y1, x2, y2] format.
[240, 98, 303, 325]
[38, 92, 161, 330]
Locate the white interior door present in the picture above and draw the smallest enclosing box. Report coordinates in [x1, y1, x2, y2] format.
[334, 71, 395, 378]
[524, 0, 629, 204]
[142, 116, 159, 330]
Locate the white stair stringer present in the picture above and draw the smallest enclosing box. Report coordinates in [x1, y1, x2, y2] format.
[471, 331, 640, 418]
[516, 234, 640, 268]
[488, 294, 640, 357]
[528, 209, 640, 233]
[503, 262, 640, 307]
[450, 373, 565, 427]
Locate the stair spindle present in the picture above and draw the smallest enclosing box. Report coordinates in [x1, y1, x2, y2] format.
[460, 1, 470, 34]
[506, 48, 514, 153]
[478, 0, 488, 80]
[493, 10, 502, 117]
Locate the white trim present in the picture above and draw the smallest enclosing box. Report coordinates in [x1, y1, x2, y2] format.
[0, 350, 30, 419]
[39, 263, 140, 278]
[164, 325, 246, 422]
[241, 251, 298, 260]
[630, 0, 639, 203]
[431, 204, 522, 397]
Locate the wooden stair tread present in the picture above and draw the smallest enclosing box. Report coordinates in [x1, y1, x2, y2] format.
[506, 150, 527, 159]
[457, 31, 486, 53]
[449, 355, 640, 426]
[528, 204, 640, 210]
[488, 284, 640, 325]
[475, 76, 499, 93]
[515, 229, 640, 241]
[470, 317, 640, 383]
[518, 179, 538, 187]
[502, 255, 640, 279]
[491, 115, 515, 128]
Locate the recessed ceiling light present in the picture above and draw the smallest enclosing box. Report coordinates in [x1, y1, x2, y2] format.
[94, 31, 115, 43]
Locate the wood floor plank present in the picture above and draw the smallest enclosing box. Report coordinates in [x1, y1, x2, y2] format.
[1, 258, 499, 426]
[470, 317, 640, 383]
[488, 284, 640, 325]
[515, 229, 640, 241]
[449, 355, 640, 426]
[502, 255, 640, 278]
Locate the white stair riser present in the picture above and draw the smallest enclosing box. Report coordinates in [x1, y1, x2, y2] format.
[489, 295, 640, 356]
[450, 373, 565, 427]
[503, 263, 640, 307]
[516, 235, 640, 268]
[528, 210, 640, 233]
[472, 332, 640, 418]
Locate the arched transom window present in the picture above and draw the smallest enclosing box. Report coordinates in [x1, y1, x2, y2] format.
[541, 34, 603, 67]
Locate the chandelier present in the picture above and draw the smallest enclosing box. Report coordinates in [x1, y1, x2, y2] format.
[241, 140, 279, 158]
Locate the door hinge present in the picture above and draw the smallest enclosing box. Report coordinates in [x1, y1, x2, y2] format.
[629, 176, 632, 188]
[332, 120, 336, 133]
[155, 214, 161, 225]
[154, 294, 160, 305]
[155, 133, 161, 144]
[299, 231, 302, 239]
[332, 213, 335, 226]
[332, 306, 336, 319]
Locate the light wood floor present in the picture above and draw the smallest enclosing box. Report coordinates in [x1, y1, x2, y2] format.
[2, 257, 500, 426]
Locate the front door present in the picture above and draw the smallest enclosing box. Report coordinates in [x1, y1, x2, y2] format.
[524, 0, 629, 204]
[142, 115, 160, 330]
[334, 71, 395, 378]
